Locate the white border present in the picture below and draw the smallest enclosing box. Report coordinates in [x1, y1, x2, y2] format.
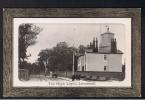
[13, 18, 131, 87]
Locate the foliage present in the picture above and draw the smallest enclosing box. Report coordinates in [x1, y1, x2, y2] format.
[78, 45, 86, 54]
[19, 23, 42, 63]
[38, 42, 78, 72]
[19, 61, 42, 75]
[111, 38, 117, 53]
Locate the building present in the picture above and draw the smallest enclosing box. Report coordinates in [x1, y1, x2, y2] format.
[77, 27, 123, 73]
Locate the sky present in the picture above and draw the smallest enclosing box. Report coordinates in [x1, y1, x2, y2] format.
[26, 23, 125, 63]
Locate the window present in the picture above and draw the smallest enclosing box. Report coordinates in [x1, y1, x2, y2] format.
[104, 66, 106, 71]
[104, 55, 107, 60]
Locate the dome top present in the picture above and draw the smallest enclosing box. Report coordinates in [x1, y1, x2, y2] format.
[101, 27, 114, 35]
[101, 32, 114, 35]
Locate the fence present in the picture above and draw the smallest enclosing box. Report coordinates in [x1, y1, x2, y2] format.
[54, 71, 72, 78]
[75, 71, 125, 81]
[19, 69, 30, 81]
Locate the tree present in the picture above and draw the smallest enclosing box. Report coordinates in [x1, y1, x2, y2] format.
[111, 38, 117, 53]
[93, 38, 96, 52]
[37, 42, 78, 73]
[38, 49, 53, 74]
[111, 39, 114, 53]
[19, 23, 42, 63]
[78, 45, 86, 54]
[114, 39, 117, 53]
[95, 37, 98, 52]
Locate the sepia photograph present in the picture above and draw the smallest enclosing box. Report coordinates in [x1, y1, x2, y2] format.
[3, 8, 140, 97]
[13, 18, 131, 87]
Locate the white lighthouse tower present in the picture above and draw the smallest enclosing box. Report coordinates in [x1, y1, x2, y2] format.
[99, 27, 115, 53]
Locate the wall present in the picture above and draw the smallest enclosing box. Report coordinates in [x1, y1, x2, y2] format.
[99, 33, 114, 52]
[86, 53, 104, 71]
[99, 46, 111, 53]
[77, 56, 85, 71]
[55, 71, 72, 78]
[100, 33, 114, 47]
[75, 71, 125, 81]
[107, 54, 122, 72]
[85, 53, 122, 72]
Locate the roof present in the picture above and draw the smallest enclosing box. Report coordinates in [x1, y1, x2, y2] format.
[85, 49, 123, 54]
[101, 32, 114, 36]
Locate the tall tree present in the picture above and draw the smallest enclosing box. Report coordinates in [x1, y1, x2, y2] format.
[111, 38, 117, 53]
[19, 23, 42, 63]
[93, 38, 96, 52]
[38, 42, 78, 72]
[111, 39, 114, 53]
[114, 39, 117, 53]
[38, 49, 53, 74]
[95, 37, 98, 52]
[78, 45, 86, 54]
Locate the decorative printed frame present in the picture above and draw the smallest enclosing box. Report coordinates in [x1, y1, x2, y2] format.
[3, 8, 141, 97]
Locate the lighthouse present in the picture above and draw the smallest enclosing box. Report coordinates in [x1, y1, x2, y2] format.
[99, 27, 115, 53]
[77, 26, 123, 72]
